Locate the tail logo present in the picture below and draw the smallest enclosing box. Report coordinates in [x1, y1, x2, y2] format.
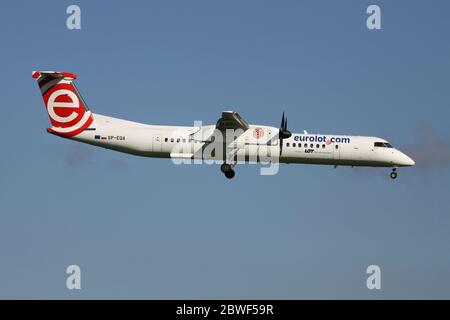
[43, 83, 93, 137]
[47, 89, 81, 124]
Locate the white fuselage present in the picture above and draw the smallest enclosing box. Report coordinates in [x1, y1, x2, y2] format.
[69, 114, 415, 168]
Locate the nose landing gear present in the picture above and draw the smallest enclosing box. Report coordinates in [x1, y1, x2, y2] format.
[390, 168, 397, 179]
[221, 163, 235, 179]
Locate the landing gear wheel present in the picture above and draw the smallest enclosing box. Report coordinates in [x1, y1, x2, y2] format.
[390, 170, 397, 179]
[225, 170, 235, 179]
[221, 163, 232, 174]
[221, 163, 236, 179]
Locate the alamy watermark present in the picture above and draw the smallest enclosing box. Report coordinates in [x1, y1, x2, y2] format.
[366, 5, 381, 30]
[66, 5, 81, 30]
[66, 265, 81, 290]
[167, 121, 280, 176]
[366, 265, 381, 290]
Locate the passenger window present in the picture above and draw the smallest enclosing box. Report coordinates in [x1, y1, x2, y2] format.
[316, 144, 320, 149]
[304, 143, 307, 148]
[310, 144, 314, 148]
[177, 138, 180, 143]
[335, 145, 339, 149]
[298, 143, 302, 148]
[322, 144, 325, 148]
[183, 139, 186, 143]
[170, 138, 174, 143]
[164, 138, 168, 142]
[286, 142, 290, 147]
[293, 143, 296, 147]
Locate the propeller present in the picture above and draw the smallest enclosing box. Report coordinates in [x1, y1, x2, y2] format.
[279, 112, 292, 155]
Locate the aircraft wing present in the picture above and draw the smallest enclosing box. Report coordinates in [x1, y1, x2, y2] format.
[215, 111, 249, 131]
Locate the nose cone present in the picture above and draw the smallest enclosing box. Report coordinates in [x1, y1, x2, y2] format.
[397, 152, 415, 167]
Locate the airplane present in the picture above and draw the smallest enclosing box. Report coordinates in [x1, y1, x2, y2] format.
[32, 71, 415, 179]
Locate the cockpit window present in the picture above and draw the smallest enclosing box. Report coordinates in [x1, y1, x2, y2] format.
[374, 142, 384, 147]
[374, 142, 394, 148]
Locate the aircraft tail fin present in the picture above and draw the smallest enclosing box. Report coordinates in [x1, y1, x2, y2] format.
[32, 71, 96, 137]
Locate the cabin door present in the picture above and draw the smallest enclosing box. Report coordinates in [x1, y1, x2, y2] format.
[152, 135, 162, 152]
[333, 144, 340, 161]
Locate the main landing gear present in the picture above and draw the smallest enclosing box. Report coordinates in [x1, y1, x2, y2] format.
[221, 163, 235, 179]
[390, 168, 398, 180]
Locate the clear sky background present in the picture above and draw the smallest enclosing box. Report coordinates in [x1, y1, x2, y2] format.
[0, 0, 449, 299]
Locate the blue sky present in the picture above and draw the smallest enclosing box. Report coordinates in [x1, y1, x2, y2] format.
[0, 0, 450, 298]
